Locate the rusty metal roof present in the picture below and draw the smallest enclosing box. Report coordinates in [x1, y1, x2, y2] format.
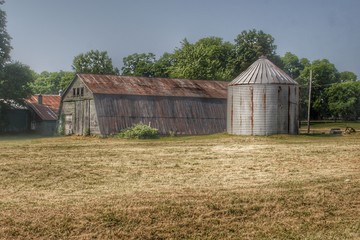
[229, 56, 298, 86]
[77, 74, 228, 99]
[26, 95, 61, 121]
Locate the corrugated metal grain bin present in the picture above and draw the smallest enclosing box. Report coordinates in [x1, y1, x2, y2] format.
[227, 56, 299, 135]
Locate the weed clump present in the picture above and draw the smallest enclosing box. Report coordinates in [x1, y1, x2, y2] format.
[117, 123, 159, 139]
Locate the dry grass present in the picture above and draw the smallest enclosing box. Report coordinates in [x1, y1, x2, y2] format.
[0, 133, 359, 239]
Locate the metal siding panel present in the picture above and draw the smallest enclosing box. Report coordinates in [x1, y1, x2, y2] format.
[239, 86, 252, 135]
[253, 86, 266, 135]
[265, 86, 278, 135]
[277, 86, 289, 134]
[94, 94, 226, 135]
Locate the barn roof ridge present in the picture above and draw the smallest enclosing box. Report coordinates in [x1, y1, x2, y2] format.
[76, 74, 228, 99]
[229, 57, 298, 85]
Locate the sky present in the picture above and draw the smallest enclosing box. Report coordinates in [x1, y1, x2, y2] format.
[3, 0, 360, 78]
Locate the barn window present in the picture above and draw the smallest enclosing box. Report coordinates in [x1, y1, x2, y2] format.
[76, 88, 80, 96]
[73, 88, 76, 96]
[80, 87, 84, 96]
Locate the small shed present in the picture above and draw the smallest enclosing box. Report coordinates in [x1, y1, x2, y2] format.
[26, 94, 61, 135]
[227, 56, 299, 135]
[0, 101, 30, 133]
[59, 74, 228, 136]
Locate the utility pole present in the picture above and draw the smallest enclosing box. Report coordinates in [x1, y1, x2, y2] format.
[307, 69, 312, 134]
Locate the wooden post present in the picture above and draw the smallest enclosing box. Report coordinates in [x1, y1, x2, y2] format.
[307, 69, 312, 134]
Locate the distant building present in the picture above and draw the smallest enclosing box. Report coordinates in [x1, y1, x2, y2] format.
[58, 74, 228, 136]
[0, 100, 29, 133]
[25, 94, 61, 135]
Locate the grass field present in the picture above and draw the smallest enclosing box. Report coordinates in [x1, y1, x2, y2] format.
[0, 132, 359, 239]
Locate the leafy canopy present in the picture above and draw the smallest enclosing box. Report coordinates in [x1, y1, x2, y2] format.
[325, 81, 360, 120]
[0, 0, 11, 69]
[120, 29, 278, 81]
[72, 50, 119, 75]
[30, 71, 75, 94]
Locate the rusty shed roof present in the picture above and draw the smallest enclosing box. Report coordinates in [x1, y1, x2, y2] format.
[230, 56, 298, 86]
[77, 74, 228, 99]
[26, 95, 61, 121]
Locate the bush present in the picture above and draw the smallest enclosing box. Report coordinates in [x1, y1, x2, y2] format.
[117, 123, 159, 139]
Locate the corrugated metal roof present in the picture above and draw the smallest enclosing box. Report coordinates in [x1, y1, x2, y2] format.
[27, 95, 61, 110]
[26, 95, 61, 121]
[77, 74, 228, 99]
[229, 56, 298, 85]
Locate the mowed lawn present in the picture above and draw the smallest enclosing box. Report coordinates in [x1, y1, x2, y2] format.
[0, 133, 359, 239]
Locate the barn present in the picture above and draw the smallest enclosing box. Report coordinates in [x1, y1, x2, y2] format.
[58, 74, 228, 136]
[26, 94, 61, 135]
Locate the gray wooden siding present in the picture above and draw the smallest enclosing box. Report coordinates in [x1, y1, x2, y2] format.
[60, 99, 100, 135]
[93, 94, 227, 135]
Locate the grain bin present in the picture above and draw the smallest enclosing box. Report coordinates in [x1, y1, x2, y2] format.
[227, 56, 299, 135]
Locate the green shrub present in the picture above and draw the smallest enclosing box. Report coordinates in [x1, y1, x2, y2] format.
[117, 123, 159, 139]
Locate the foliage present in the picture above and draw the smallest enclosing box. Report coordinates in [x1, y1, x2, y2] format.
[281, 52, 305, 79]
[325, 81, 360, 120]
[0, 0, 12, 69]
[117, 123, 159, 139]
[31, 71, 75, 94]
[339, 71, 357, 82]
[233, 29, 277, 74]
[298, 59, 340, 119]
[120, 29, 277, 81]
[169, 37, 235, 80]
[121, 53, 157, 77]
[0, 61, 34, 102]
[72, 50, 119, 75]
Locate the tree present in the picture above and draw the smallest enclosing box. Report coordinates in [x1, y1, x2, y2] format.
[339, 71, 357, 82]
[31, 71, 75, 94]
[72, 50, 119, 75]
[298, 59, 340, 119]
[121, 53, 157, 77]
[325, 81, 360, 120]
[281, 52, 304, 79]
[152, 52, 174, 78]
[169, 37, 234, 80]
[0, 62, 34, 102]
[233, 29, 277, 75]
[0, 0, 12, 69]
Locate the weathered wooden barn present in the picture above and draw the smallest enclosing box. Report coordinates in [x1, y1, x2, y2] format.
[58, 74, 228, 136]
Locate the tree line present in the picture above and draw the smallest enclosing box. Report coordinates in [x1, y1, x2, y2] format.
[0, 0, 359, 122]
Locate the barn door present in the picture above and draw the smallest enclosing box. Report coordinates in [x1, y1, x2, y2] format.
[64, 114, 73, 135]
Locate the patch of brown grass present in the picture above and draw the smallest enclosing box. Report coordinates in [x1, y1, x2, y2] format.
[0, 134, 359, 239]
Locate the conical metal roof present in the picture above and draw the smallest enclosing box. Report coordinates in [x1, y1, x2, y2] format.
[229, 56, 298, 85]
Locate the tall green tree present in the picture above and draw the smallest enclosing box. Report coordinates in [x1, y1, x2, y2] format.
[0, 62, 34, 102]
[72, 50, 119, 75]
[298, 59, 340, 119]
[31, 71, 75, 94]
[339, 71, 357, 82]
[121, 53, 157, 77]
[152, 52, 174, 78]
[325, 81, 360, 120]
[281, 52, 304, 79]
[0, 0, 11, 69]
[233, 29, 277, 75]
[169, 37, 234, 80]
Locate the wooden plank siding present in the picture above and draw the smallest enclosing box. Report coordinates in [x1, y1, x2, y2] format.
[93, 94, 226, 135]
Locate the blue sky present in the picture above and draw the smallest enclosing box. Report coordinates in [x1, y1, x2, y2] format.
[3, 0, 360, 78]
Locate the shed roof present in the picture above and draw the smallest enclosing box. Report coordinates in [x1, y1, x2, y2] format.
[26, 95, 61, 121]
[77, 74, 228, 99]
[229, 56, 298, 86]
